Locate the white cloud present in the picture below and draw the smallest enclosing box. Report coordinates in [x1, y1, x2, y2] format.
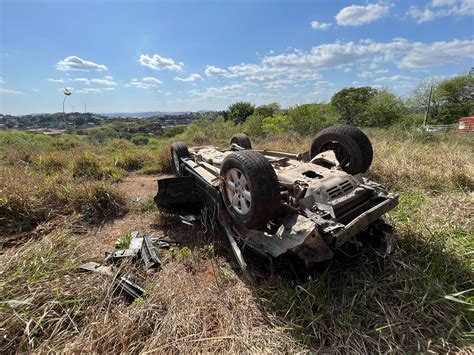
[142, 77, 163, 84]
[48, 78, 67, 83]
[76, 87, 115, 94]
[205, 65, 230, 77]
[127, 77, 162, 89]
[432, 0, 456, 6]
[0, 77, 4, 84]
[192, 83, 248, 98]
[261, 38, 473, 70]
[174, 73, 203, 82]
[56, 56, 108, 71]
[335, 4, 390, 26]
[311, 20, 332, 30]
[72, 78, 90, 85]
[374, 75, 417, 82]
[91, 76, 116, 86]
[399, 39, 474, 68]
[406, 6, 438, 22]
[407, 0, 474, 23]
[357, 68, 388, 78]
[0, 88, 24, 95]
[138, 54, 184, 71]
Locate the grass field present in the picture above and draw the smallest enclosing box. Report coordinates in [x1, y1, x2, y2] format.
[0, 127, 473, 352]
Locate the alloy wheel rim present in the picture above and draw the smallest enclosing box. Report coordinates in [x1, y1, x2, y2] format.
[225, 168, 252, 215]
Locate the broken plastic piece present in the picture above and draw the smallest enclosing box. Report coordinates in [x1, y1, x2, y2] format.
[79, 261, 113, 275]
[105, 249, 139, 263]
[141, 236, 161, 270]
[114, 275, 146, 300]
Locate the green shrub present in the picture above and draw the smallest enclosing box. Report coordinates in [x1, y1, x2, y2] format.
[71, 153, 103, 179]
[71, 181, 127, 221]
[131, 134, 150, 146]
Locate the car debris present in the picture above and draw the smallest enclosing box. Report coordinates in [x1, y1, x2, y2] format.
[113, 275, 147, 300]
[104, 248, 139, 263]
[79, 261, 113, 275]
[155, 125, 398, 269]
[141, 236, 162, 270]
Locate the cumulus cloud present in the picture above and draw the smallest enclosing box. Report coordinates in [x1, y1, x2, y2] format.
[127, 77, 162, 89]
[0, 88, 24, 95]
[407, 0, 474, 23]
[205, 65, 231, 77]
[261, 38, 473, 69]
[91, 76, 116, 86]
[374, 75, 417, 82]
[357, 69, 388, 78]
[138, 54, 184, 71]
[142, 77, 163, 84]
[335, 4, 390, 26]
[174, 73, 203, 82]
[192, 83, 248, 98]
[311, 20, 332, 30]
[56, 56, 108, 71]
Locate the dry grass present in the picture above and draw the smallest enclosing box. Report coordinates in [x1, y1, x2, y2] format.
[1, 129, 473, 353]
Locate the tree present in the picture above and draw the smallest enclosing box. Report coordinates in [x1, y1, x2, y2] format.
[330, 87, 376, 124]
[254, 102, 280, 118]
[287, 103, 339, 135]
[364, 90, 407, 127]
[262, 114, 293, 135]
[435, 74, 474, 123]
[227, 101, 255, 124]
[409, 77, 442, 119]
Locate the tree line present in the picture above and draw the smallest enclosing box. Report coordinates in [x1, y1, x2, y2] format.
[218, 72, 473, 136]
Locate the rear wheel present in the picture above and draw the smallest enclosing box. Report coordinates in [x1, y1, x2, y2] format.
[230, 133, 252, 149]
[170, 142, 190, 176]
[310, 125, 373, 174]
[220, 150, 280, 229]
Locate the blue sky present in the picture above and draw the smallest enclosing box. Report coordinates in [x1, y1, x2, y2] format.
[1, 0, 473, 115]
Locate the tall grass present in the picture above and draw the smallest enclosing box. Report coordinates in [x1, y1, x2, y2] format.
[0, 127, 472, 353]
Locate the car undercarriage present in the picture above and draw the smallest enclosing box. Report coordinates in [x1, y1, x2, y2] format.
[155, 125, 398, 268]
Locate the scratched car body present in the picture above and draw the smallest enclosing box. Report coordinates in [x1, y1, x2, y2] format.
[155, 125, 398, 265]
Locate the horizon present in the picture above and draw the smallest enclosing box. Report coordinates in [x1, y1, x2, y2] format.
[1, 0, 473, 115]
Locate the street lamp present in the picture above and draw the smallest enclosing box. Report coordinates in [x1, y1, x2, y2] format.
[63, 88, 72, 130]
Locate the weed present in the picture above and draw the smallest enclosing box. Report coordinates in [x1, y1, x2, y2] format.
[116, 231, 132, 249]
[179, 247, 191, 259]
[71, 152, 103, 179]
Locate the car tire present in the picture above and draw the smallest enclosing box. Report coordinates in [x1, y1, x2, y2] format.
[220, 150, 280, 229]
[310, 124, 373, 174]
[170, 142, 190, 176]
[230, 133, 252, 149]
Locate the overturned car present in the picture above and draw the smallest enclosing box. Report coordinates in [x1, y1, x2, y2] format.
[155, 125, 398, 268]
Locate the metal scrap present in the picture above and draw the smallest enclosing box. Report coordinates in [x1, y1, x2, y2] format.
[105, 248, 139, 263]
[113, 275, 147, 300]
[141, 236, 162, 270]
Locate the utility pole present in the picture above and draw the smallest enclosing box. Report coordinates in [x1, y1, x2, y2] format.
[422, 85, 433, 127]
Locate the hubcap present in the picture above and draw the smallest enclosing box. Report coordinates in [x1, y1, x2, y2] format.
[225, 168, 252, 215]
[173, 151, 180, 173]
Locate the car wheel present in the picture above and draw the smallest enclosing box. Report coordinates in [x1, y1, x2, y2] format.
[220, 150, 280, 229]
[310, 124, 373, 174]
[230, 133, 252, 149]
[170, 142, 190, 176]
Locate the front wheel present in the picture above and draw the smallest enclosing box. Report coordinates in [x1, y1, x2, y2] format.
[170, 142, 190, 176]
[310, 125, 373, 174]
[220, 150, 280, 229]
